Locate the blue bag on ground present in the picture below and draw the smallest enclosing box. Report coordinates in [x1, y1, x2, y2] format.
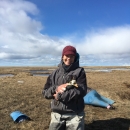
[84, 90, 115, 107]
[10, 111, 31, 123]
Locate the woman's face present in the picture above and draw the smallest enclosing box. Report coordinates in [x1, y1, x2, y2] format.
[62, 54, 75, 65]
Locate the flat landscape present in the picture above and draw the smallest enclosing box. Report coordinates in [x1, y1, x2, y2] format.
[0, 66, 130, 130]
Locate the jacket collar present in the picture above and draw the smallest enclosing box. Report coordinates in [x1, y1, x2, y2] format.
[58, 59, 79, 72]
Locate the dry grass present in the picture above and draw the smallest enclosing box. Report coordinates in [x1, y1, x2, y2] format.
[0, 67, 130, 130]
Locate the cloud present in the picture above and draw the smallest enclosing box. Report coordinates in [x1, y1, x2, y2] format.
[0, 0, 69, 58]
[77, 25, 130, 56]
[0, 0, 42, 34]
[0, 0, 130, 66]
[75, 25, 130, 66]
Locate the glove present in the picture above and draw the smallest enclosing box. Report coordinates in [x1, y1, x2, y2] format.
[66, 85, 74, 90]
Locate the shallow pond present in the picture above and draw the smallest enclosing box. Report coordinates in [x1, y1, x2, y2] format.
[33, 73, 49, 77]
[0, 74, 14, 77]
[85, 68, 130, 72]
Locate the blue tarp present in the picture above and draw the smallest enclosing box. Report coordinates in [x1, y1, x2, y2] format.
[84, 90, 115, 107]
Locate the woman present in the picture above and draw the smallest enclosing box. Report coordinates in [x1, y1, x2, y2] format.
[42, 45, 87, 130]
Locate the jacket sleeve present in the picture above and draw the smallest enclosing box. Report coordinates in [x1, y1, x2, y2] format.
[42, 74, 56, 99]
[57, 68, 87, 103]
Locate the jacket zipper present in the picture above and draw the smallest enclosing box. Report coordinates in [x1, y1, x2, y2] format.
[62, 73, 67, 111]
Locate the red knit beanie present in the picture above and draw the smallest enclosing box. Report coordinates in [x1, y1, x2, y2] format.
[62, 45, 76, 57]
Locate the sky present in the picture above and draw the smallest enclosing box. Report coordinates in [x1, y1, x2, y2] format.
[0, 0, 130, 66]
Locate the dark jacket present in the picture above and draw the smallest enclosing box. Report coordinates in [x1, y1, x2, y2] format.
[42, 56, 87, 114]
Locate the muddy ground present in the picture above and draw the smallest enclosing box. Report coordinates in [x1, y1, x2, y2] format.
[0, 66, 130, 130]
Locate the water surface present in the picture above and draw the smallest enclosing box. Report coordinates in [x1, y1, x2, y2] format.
[0, 74, 14, 77]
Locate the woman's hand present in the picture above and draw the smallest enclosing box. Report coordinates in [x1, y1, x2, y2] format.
[53, 91, 59, 100]
[56, 84, 67, 93]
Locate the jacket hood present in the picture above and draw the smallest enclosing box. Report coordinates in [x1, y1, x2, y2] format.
[58, 53, 80, 72]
